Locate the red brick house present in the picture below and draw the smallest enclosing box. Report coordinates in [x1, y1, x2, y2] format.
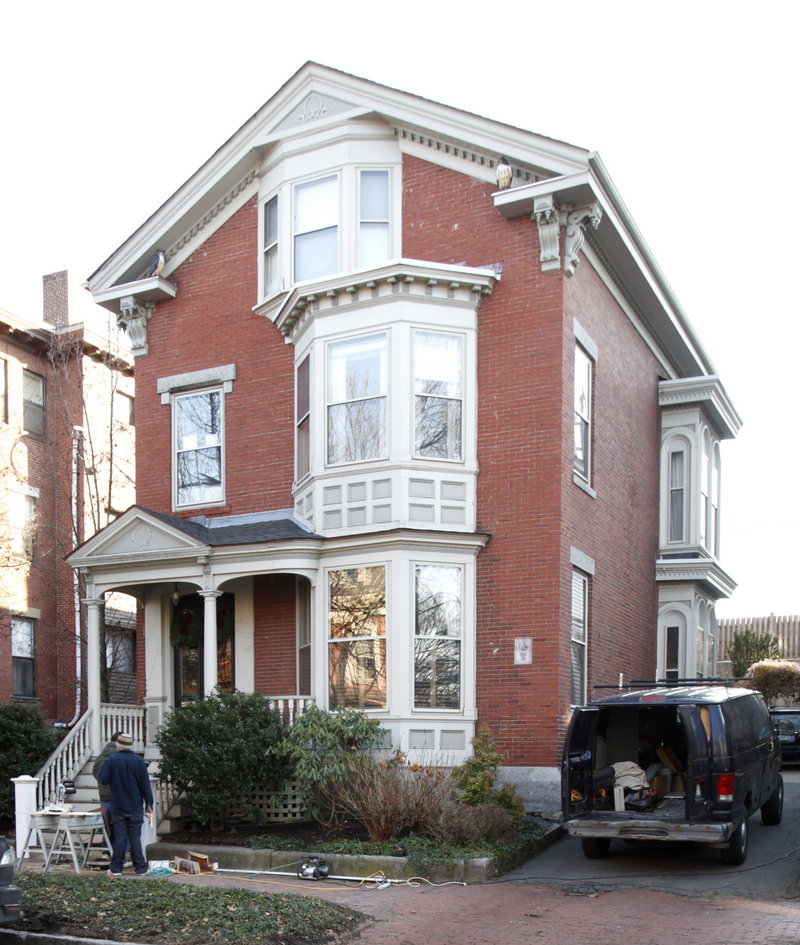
[1, 272, 135, 723]
[70, 63, 739, 804]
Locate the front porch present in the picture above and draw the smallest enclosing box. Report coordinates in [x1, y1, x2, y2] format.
[16, 696, 313, 854]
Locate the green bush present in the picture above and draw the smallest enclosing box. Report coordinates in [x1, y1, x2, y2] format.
[154, 688, 291, 827]
[0, 703, 59, 818]
[728, 628, 780, 677]
[451, 726, 525, 822]
[280, 706, 384, 827]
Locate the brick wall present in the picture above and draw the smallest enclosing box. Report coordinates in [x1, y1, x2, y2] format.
[403, 155, 661, 766]
[253, 574, 297, 694]
[135, 196, 295, 516]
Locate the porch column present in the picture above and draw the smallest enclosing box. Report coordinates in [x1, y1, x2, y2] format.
[201, 590, 220, 696]
[84, 596, 104, 754]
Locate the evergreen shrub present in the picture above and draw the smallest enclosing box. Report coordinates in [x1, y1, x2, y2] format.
[154, 688, 291, 827]
[0, 702, 59, 819]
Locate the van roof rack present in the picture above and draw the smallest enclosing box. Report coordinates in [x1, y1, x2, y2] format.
[594, 677, 743, 690]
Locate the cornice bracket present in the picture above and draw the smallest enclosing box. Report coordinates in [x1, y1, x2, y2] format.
[117, 296, 154, 358]
[564, 202, 603, 277]
[533, 196, 560, 272]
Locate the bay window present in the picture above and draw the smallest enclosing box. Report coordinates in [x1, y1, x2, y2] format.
[414, 564, 462, 709]
[296, 355, 310, 480]
[327, 334, 387, 465]
[359, 170, 389, 267]
[175, 389, 224, 507]
[414, 331, 463, 460]
[294, 175, 338, 282]
[328, 566, 386, 709]
[668, 449, 686, 542]
[263, 195, 278, 296]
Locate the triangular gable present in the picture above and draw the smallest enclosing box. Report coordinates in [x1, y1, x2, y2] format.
[68, 506, 209, 568]
[86, 61, 589, 303]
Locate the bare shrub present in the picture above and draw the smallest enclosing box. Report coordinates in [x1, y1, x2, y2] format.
[332, 752, 456, 842]
[432, 801, 517, 845]
[750, 660, 800, 705]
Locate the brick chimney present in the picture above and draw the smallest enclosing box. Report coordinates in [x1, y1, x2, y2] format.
[42, 270, 69, 329]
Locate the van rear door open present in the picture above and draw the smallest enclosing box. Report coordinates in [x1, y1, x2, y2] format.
[562, 707, 599, 818]
[678, 703, 713, 823]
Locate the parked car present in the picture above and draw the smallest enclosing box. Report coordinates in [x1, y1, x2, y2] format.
[769, 706, 800, 762]
[0, 837, 21, 924]
[562, 685, 783, 865]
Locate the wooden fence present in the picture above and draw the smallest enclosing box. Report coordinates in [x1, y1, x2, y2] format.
[717, 614, 800, 661]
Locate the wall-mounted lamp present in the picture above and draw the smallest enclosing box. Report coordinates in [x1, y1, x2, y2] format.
[172, 584, 181, 606]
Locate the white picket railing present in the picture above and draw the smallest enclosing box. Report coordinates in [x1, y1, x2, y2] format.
[718, 614, 800, 661]
[35, 710, 94, 810]
[99, 703, 146, 751]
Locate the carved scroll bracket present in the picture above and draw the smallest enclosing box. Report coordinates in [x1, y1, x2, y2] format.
[533, 195, 561, 272]
[117, 296, 155, 357]
[564, 202, 603, 277]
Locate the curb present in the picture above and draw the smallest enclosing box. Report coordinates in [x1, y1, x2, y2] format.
[146, 821, 563, 885]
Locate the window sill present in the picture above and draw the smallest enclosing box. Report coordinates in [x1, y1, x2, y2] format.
[572, 473, 596, 499]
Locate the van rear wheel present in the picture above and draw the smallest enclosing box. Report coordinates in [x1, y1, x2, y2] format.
[761, 775, 784, 825]
[720, 818, 748, 865]
[581, 837, 611, 859]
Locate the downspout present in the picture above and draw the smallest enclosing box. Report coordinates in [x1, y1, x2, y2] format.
[66, 426, 85, 727]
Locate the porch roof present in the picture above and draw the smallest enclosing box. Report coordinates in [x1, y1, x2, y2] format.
[142, 506, 320, 546]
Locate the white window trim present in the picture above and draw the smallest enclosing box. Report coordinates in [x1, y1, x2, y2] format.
[325, 331, 389, 469]
[573, 342, 594, 487]
[171, 386, 226, 511]
[412, 329, 465, 464]
[412, 561, 464, 712]
[570, 568, 589, 707]
[158, 365, 235, 511]
[258, 164, 398, 303]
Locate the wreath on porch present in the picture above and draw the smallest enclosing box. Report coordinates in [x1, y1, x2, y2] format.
[170, 593, 234, 650]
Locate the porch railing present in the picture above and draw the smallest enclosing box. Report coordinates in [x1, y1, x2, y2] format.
[100, 703, 146, 752]
[35, 710, 94, 810]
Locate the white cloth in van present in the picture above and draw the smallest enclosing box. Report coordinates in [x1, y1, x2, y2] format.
[612, 761, 649, 790]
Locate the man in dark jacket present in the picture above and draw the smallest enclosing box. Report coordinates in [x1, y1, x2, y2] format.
[92, 730, 121, 855]
[97, 732, 153, 876]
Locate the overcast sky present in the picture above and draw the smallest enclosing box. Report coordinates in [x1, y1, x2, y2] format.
[1, 0, 796, 618]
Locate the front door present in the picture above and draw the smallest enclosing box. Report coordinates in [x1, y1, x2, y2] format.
[172, 592, 235, 704]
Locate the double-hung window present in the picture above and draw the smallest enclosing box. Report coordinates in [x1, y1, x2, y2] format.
[414, 564, 462, 709]
[327, 334, 387, 465]
[328, 566, 386, 709]
[359, 170, 389, 267]
[22, 369, 45, 435]
[175, 389, 224, 507]
[12, 616, 35, 698]
[294, 175, 338, 283]
[296, 355, 310, 480]
[573, 346, 592, 481]
[263, 195, 279, 296]
[668, 449, 686, 542]
[570, 570, 589, 705]
[414, 331, 463, 460]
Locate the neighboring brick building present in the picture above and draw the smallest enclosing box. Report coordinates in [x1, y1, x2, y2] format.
[71, 64, 740, 802]
[0, 272, 135, 721]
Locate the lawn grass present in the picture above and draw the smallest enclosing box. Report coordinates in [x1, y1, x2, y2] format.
[15, 871, 365, 945]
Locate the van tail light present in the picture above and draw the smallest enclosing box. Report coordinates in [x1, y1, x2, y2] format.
[717, 774, 734, 802]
